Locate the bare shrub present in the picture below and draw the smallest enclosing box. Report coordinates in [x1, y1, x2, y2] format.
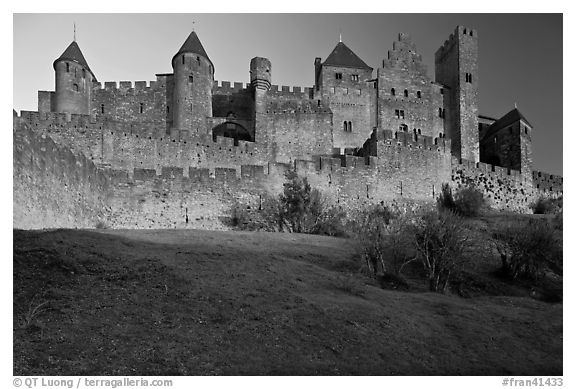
[412, 211, 469, 293]
[493, 219, 562, 280]
[357, 206, 415, 281]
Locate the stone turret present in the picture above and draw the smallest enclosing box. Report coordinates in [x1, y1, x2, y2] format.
[53, 41, 96, 115]
[171, 31, 214, 140]
[250, 57, 271, 114]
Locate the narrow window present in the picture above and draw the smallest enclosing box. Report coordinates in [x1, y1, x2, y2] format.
[463, 28, 467, 34]
[73, 84, 79, 92]
[418, 129, 421, 134]
[101, 104, 105, 114]
[440, 88, 444, 95]
[469, 74, 472, 83]
[182, 55, 185, 65]
[335, 73, 342, 80]
[189, 75, 193, 83]
[139, 103, 144, 114]
[404, 89, 408, 97]
[197, 56, 200, 65]
[343, 121, 348, 131]
[525, 127, 528, 134]
[317, 100, 321, 107]
[395, 109, 400, 119]
[66, 63, 70, 72]
[351, 74, 359, 81]
[417, 91, 421, 98]
[348, 121, 352, 132]
[166, 106, 170, 114]
[82, 69, 85, 78]
[470, 30, 474, 36]
[391, 88, 395, 96]
[400, 110, 405, 119]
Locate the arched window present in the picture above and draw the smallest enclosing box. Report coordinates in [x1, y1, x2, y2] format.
[348, 121, 352, 132]
[417, 91, 421, 98]
[391, 88, 395, 96]
[404, 89, 408, 97]
[182, 55, 185, 65]
[82, 69, 86, 78]
[139, 103, 144, 114]
[400, 124, 408, 132]
[73, 84, 79, 92]
[417, 129, 421, 134]
[189, 75, 193, 83]
[343, 121, 348, 132]
[66, 63, 69, 72]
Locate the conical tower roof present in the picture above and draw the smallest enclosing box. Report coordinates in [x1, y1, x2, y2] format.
[323, 41, 372, 70]
[53, 41, 96, 80]
[172, 31, 214, 70]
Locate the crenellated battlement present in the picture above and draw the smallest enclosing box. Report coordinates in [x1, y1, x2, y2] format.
[435, 25, 477, 61]
[268, 84, 313, 97]
[93, 79, 161, 92]
[212, 80, 251, 93]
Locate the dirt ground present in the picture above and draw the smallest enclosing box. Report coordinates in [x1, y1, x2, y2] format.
[13, 225, 562, 375]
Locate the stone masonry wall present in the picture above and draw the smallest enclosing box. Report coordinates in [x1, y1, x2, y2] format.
[13, 117, 111, 229]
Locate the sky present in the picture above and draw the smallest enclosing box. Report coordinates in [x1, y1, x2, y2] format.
[13, 13, 563, 175]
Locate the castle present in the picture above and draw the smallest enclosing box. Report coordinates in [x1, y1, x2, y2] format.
[13, 26, 563, 229]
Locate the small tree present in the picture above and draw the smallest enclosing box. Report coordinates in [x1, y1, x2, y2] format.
[278, 170, 312, 233]
[412, 211, 469, 293]
[277, 170, 345, 235]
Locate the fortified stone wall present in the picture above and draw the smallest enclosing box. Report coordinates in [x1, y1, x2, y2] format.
[91, 77, 172, 138]
[13, 116, 111, 229]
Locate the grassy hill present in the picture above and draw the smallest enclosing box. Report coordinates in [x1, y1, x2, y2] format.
[13, 220, 562, 375]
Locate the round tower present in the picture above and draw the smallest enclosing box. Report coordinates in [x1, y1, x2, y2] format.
[53, 41, 96, 115]
[250, 57, 271, 114]
[171, 31, 214, 139]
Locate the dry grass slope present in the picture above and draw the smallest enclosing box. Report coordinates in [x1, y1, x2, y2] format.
[13, 223, 562, 375]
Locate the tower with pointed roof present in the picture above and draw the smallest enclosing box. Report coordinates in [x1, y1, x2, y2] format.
[315, 40, 375, 149]
[53, 40, 96, 115]
[171, 31, 214, 139]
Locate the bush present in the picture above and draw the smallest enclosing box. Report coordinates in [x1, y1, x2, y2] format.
[437, 183, 485, 217]
[95, 221, 108, 229]
[530, 196, 562, 215]
[493, 219, 562, 280]
[230, 170, 346, 236]
[411, 211, 469, 293]
[454, 186, 485, 217]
